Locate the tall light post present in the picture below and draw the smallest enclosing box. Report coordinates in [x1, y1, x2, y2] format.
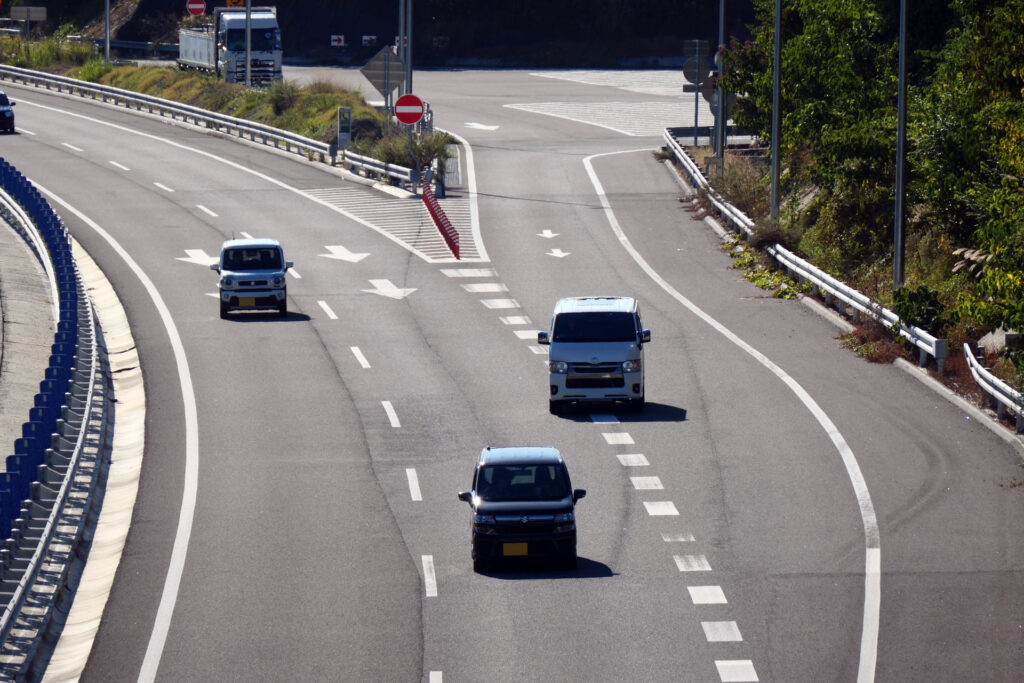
[245, 0, 252, 88]
[104, 0, 110, 62]
[893, 0, 908, 288]
[770, 0, 781, 220]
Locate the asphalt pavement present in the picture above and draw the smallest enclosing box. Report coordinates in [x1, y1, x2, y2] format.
[0, 214, 55, 458]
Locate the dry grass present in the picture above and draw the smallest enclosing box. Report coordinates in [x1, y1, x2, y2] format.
[840, 321, 912, 364]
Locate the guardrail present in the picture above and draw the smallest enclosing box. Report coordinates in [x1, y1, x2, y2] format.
[0, 161, 112, 678]
[0, 64, 415, 187]
[662, 129, 950, 373]
[964, 344, 1024, 433]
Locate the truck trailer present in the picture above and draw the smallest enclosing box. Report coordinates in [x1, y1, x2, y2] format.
[177, 6, 282, 86]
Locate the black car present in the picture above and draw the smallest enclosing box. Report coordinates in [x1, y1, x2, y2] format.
[0, 91, 15, 133]
[458, 446, 586, 572]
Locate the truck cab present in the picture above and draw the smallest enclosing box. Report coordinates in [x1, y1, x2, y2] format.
[538, 296, 650, 413]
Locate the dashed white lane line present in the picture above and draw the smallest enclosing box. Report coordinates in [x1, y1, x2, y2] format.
[461, 283, 508, 293]
[109, 160, 130, 171]
[406, 468, 422, 501]
[688, 586, 728, 604]
[382, 401, 401, 428]
[590, 414, 619, 424]
[617, 453, 649, 466]
[674, 555, 712, 571]
[62, 142, 83, 152]
[429, 671, 442, 682]
[350, 346, 371, 368]
[500, 315, 531, 325]
[529, 346, 548, 355]
[603, 432, 634, 445]
[630, 476, 663, 490]
[422, 555, 438, 597]
[514, 329, 540, 340]
[317, 300, 337, 319]
[441, 268, 496, 278]
[153, 181, 174, 193]
[702, 621, 743, 642]
[715, 660, 759, 682]
[643, 501, 679, 516]
[480, 298, 519, 309]
[662, 532, 696, 542]
[196, 204, 218, 217]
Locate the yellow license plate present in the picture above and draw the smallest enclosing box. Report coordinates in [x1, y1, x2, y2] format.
[239, 297, 256, 307]
[503, 542, 528, 556]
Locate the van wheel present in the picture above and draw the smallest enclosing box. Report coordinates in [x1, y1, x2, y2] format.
[549, 400, 563, 415]
[630, 396, 645, 412]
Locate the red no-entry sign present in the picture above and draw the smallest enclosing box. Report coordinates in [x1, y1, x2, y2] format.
[394, 94, 424, 125]
[186, 0, 206, 16]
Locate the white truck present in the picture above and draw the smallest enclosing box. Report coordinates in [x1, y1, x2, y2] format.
[177, 6, 283, 86]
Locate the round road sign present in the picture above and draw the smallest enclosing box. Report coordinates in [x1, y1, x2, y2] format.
[394, 93, 425, 125]
[186, 0, 206, 16]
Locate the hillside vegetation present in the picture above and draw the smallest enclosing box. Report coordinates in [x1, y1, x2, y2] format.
[721, 0, 1023, 386]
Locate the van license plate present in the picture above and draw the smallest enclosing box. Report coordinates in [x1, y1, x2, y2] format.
[503, 542, 528, 556]
[239, 297, 255, 307]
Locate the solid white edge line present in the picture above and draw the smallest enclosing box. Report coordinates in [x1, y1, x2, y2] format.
[582, 150, 880, 683]
[421, 555, 438, 597]
[34, 183, 199, 683]
[439, 129, 489, 262]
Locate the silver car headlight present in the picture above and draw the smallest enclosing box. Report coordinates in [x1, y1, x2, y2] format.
[623, 359, 642, 373]
[220, 277, 235, 290]
[549, 360, 568, 374]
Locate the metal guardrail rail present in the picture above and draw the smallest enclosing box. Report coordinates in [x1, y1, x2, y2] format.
[663, 129, 952, 374]
[0, 169, 112, 678]
[963, 343, 1024, 433]
[0, 64, 415, 187]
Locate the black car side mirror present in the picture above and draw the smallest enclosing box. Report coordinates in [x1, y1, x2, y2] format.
[573, 489, 586, 503]
[457, 491, 472, 503]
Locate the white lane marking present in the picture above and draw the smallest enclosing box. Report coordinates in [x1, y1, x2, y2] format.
[584, 150, 880, 682]
[500, 315, 530, 325]
[538, 229, 559, 238]
[702, 621, 743, 642]
[35, 184, 199, 683]
[547, 248, 570, 258]
[643, 501, 678, 516]
[715, 660, 759, 682]
[441, 129, 489, 262]
[441, 268, 496, 278]
[461, 282, 507, 293]
[465, 122, 499, 130]
[317, 300, 337, 320]
[406, 468, 422, 501]
[177, 249, 218, 266]
[590, 414, 619, 423]
[514, 329, 539, 340]
[350, 346, 370, 368]
[321, 244, 369, 262]
[62, 142, 84, 152]
[153, 181, 175, 193]
[382, 401, 401, 428]
[196, 204, 218, 217]
[422, 555, 438, 597]
[429, 672, 442, 683]
[480, 298, 518, 309]
[673, 554, 711, 571]
[617, 453, 649, 466]
[288, 269, 302, 279]
[15, 127, 35, 135]
[109, 160, 131, 171]
[630, 476, 663, 490]
[688, 585, 727, 604]
[662, 532, 696, 542]
[362, 279, 416, 299]
[240, 232, 254, 239]
[529, 346, 548, 355]
[603, 432, 634, 445]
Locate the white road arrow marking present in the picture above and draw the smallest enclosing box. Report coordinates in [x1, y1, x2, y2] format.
[321, 244, 369, 263]
[547, 248, 571, 258]
[177, 249, 218, 266]
[362, 279, 416, 299]
[465, 122, 499, 130]
[537, 229, 559, 239]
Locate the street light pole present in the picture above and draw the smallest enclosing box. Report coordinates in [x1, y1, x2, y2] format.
[104, 0, 110, 62]
[770, 0, 781, 220]
[245, 0, 252, 88]
[893, 0, 907, 288]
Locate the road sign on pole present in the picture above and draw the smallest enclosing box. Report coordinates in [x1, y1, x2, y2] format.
[186, 0, 205, 16]
[360, 46, 405, 100]
[394, 93, 424, 125]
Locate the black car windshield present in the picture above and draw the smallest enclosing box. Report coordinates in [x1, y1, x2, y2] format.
[552, 311, 637, 342]
[477, 464, 570, 501]
[223, 247, 282, 270]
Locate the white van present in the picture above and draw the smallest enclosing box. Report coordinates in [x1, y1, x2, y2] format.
[537, 296, 650, 414]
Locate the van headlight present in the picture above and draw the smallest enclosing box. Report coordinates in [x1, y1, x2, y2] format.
[549, 360, 568, 374]
[623, 359, 642, 372]
[273, 275, 284, 286]
[220, 277, 235, 290]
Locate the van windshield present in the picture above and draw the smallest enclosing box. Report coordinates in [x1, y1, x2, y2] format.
[477, 464, 570, 501]
[552, 312, 637, 342]
[223, 247, 282, 271]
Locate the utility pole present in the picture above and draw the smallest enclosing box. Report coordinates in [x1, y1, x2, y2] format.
[770, 0, 781, 220]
